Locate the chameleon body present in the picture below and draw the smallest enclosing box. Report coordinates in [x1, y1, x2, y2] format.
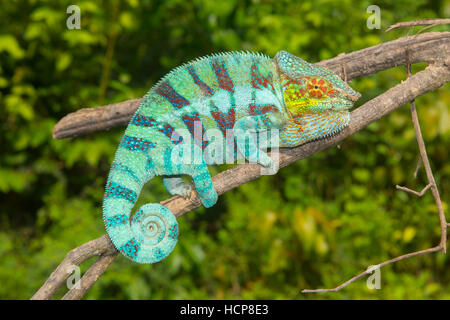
[103, 51, 361, 263]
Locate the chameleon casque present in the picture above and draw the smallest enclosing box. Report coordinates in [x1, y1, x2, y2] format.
[103, 50, 361, 264]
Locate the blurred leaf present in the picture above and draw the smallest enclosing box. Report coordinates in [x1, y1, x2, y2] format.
[0, 35, 25, 59]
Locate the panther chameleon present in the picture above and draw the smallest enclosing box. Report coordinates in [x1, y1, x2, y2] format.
[102, 50, 361, 263]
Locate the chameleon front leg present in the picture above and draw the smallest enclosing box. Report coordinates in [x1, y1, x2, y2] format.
[233, 112, 283, 171]
[190, 160, 218, 208]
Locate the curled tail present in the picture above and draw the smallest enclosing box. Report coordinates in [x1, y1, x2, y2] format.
[102, 149, 179, 264]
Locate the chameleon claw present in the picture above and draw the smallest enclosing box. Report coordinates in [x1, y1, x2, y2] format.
[179, 184, 192, 199]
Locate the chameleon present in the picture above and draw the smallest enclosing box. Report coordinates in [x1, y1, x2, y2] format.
[102, 50, 361, 264]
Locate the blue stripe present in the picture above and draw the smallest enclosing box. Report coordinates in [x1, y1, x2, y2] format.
[155, 80, 190, 109]
[120, 135, 156, 153]
[105, 214, 129, 228]
[187, 65, 214, 97]
[105, 181, 138, 204]
[120, 238, 141, 260]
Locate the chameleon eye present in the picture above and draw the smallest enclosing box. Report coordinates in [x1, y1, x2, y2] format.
[307, 78, 328, 99]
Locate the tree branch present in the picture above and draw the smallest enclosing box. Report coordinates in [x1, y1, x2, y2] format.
[31, 235, 117, 300]
[62, 252, 118, 300]
[33, 32, 450, 299]
[385, 18, 450, 33]
[395, 183, 432, 197]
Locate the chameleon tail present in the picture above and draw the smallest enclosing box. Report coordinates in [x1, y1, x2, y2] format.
[102, 154, 178, 264]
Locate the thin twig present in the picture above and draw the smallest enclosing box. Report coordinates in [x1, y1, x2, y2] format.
[395, 183, 432, 197]
[409, 101, 447, 252]
[386, 18, 450, 33]
[405, 61, 447, 254]
[302, 246, 442, 293]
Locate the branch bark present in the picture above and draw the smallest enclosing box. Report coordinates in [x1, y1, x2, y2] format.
[33, 32, 450, 299]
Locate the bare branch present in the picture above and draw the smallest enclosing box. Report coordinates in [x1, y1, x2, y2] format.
[31, 235, 117, 300]
[302, 246, 442, 293]
[53, 98, 142, 140]
[409, 99, 447, 253]
[406, 60, 447, 253]
[396, 183, 433, 197]
[62, 252, 118, 300]
[386, 18, 450, 33]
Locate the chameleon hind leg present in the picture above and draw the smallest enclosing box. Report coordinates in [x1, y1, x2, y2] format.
[163, 176, 192, 199]
[155, 146, 218, 208]
[233, 113, 283, 172]
[189, 161, 218, 208]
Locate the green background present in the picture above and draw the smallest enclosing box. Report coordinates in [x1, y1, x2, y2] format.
[0, 0, 449, 299]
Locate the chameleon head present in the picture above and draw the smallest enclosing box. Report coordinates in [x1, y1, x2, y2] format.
[273, 51, 361, 147]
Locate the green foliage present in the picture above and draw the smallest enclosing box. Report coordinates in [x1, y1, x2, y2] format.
[0, 0, 449, 299]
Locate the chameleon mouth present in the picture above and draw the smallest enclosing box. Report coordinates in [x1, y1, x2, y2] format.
[299, 112, 350, 143]
[280, 110, 350, 147]
[286, 105, 350, 119]
[284, 97, 355, 117]
[307, 120, 349, 142]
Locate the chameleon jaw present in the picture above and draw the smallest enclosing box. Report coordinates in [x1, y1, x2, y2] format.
[279, 109, 350, 147]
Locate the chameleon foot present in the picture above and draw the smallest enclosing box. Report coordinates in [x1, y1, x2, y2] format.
[170, 182, 192, 199]
[163, 177, 192, 199]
